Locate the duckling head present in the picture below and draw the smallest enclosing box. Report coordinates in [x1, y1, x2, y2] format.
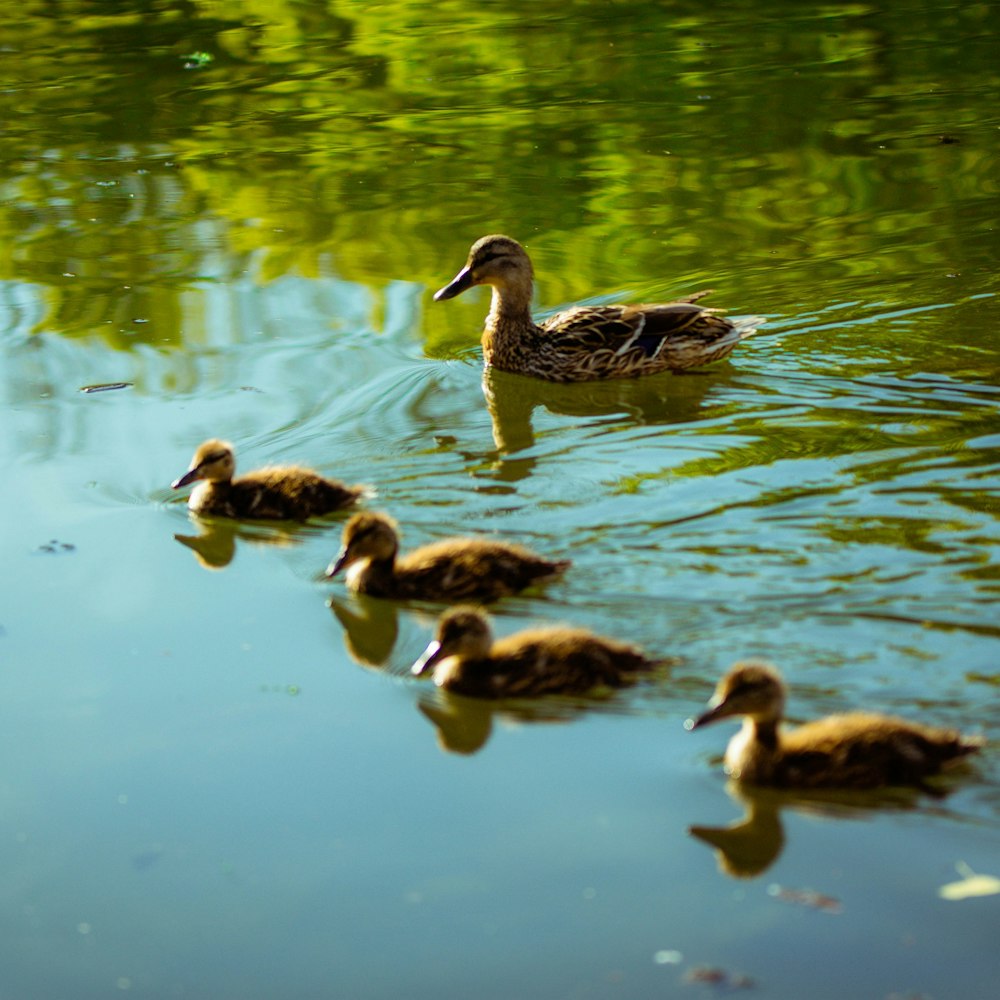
[689, 660, 786, 730]
[411, 607, 493, 677]
[325, 511, 399, 577]
[172, 439, 235, 489]
[434, 235, 533, 301]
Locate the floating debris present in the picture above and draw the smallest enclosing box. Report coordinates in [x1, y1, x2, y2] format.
[182, 51, 213, 69]
[767, 883, 842, 914]
[938, 861, 1000, 901]
[683, 966, 755, 989]
[80, 382, 133, 393]
[36, 540, 76, 555]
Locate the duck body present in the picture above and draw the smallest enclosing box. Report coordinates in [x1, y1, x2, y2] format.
[326, 512, 570, 602]
[691, 661, 982, 791]
[412, 607, 659, 698]
[434, 235, 763, 383]
[172, 439, 366, 520]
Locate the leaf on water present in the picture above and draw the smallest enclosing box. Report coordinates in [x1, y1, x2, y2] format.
[80, 382, 133, 393]
[938, 861, 1000, 900]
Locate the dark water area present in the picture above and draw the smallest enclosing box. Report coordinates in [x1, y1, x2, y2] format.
[1, 2, 998, 998]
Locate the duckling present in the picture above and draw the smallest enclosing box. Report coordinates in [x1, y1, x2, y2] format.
[325, 512, 570, 601]
[172, 439, 367, 520]
[689, 660, 983, 790]
[411, 606, 661, 698]
[434, 234, 763, 382]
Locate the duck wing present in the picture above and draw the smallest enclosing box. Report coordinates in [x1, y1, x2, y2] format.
[541, 291, 724, 359]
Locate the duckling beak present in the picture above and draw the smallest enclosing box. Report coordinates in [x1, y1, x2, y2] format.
[325, 548, 351, 578]
[688, 698, 731, 730]
[411, 640, 445, 677]
[434, 265, 475, 301]
[171, 467, 202, 489]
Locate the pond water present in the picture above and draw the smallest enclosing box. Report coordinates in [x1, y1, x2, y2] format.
[1, 1, 998, 997]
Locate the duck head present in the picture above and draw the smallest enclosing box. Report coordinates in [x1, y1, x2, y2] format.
[689, 660, 786, 730]
[326, 511, 399, 577]
[434, 234, 533, 301]
[411, 607, 493, 676]
[172, 439, 235, 489]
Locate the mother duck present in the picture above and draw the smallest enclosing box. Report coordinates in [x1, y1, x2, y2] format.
[434, 234, 763, 382]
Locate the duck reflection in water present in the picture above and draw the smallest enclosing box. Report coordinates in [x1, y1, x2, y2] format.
[416, 687, 592, 756]
[174, 518, 300, 570]
[479, 365, 722, 483]
[689, 782, 787, 879]
[690, 776, 966, 881]
[327, 594, 401, 670]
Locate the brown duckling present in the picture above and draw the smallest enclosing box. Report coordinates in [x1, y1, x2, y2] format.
[411, 606, 661, 698]
[172, 439, 367, 520]
[325, 512, 570, 601]
[689, 660, 983, 791]
[434, 234, 764, 382]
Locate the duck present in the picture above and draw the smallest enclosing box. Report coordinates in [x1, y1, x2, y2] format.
[325, 512, 570, 602]
[433, 234, 763, 382]
[688, 660, 983, 791]
[410, 606, 662, 698]
[171, 439, 367, 520]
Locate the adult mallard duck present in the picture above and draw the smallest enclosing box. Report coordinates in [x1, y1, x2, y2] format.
[325, 512, 570, 602]
[411, 606, 661, 698]
[688, 660, 983, 791]
[172, 439, 367, 520]
[434, 234, 763, 382]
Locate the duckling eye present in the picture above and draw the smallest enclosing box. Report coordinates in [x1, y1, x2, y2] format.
[205, 451, 229, 464]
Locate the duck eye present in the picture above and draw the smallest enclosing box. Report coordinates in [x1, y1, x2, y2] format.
[477, 252, 507, 266]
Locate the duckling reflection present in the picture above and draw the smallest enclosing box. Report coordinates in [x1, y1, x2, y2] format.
[326, 512, 570, 602]
[327, 594, 400, 669]
[172, 439, 368, 520]
[174, 518, 299, 570]
[689, 782, 786, 879]
[689, 660, 983, 791]
[411, 607, 664, 698]
[416, 688, 594, 756]
[435, 234, 763, 382]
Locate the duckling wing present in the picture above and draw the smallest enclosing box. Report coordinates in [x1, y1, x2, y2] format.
[240, 468, 361, 519]
[490, 629, 653, 696]
[398, 540, 568, 601]
[780, 713, 979, 789]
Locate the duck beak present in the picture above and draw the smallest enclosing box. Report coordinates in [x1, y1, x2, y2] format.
[687, 697, 729, 731]
[171, 467, 201, 489]
[325, 548, 351, 578]
[411, 639, 445, 677]
[434, 265, 475, 301]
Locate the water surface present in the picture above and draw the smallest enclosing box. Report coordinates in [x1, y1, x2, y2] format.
[1, 2, 998, 998]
